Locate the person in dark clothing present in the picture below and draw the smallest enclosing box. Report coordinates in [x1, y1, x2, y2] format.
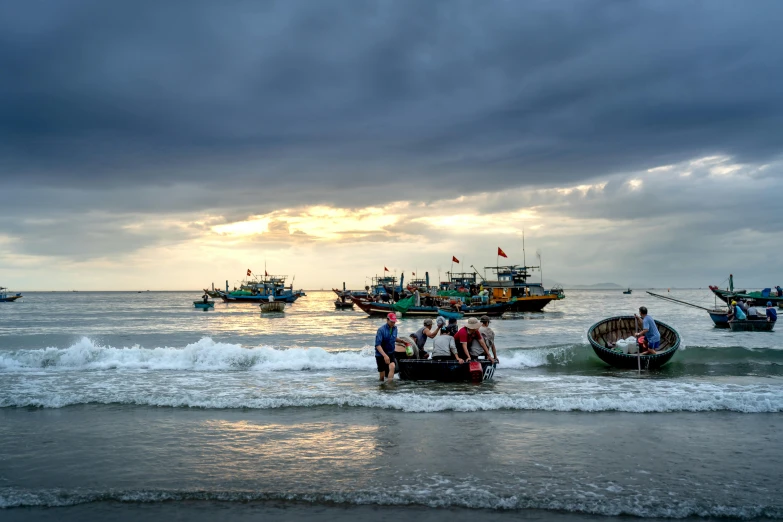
[374, 313, 398, 382]
[767, 302, 778, 323]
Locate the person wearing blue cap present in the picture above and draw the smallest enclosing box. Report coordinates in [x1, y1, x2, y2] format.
[766, 302, 777, 323]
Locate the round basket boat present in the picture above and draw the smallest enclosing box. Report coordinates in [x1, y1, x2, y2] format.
[587, 315, 680, 370]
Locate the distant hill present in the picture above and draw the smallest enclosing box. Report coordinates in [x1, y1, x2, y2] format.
[564, 282, 624, 289]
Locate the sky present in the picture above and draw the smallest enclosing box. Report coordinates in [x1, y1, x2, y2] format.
[1, 0, 782, 291]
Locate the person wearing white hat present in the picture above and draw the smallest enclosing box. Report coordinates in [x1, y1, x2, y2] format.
[455, 317, 494, 363]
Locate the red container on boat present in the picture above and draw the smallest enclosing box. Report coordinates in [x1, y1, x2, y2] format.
[469, 361, 483, 382]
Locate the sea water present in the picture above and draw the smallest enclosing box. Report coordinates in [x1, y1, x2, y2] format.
[1, 290, 781, 520]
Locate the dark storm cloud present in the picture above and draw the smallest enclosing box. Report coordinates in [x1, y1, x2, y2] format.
[2, 0, 783, 205]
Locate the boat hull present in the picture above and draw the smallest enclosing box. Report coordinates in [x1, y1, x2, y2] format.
[437, 309, 463, 320]
[710, 287, 783, 307]
[334, 300, 354, 309]
[708, 310, 730, 328]
[398, 359, 496, 382]
[353, 298, 510, 317]
[220, 293, 299, 303]
[193, 301, 214, 309]
[587, 315, 681, 370]
[728, 319, 774, 332]
[0, 296, 22, 302]
[503, 295, 557, 312]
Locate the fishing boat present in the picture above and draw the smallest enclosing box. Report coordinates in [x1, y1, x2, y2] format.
[260, 301, 285, 313]
[193, 300, 215, 309]
[728, 319, 774, 332]
[473, 265, 565, 312]
[353, 297, 511, 317]
[647, 291, 730, 328]
[623, 288, 632, 294]
[587, 315, 681, 370]
[398, 359, 496, 382]
[219, 274, 301, 303]
[437, 308, 464, 320]
[0, 287, 22, 302]
[707, 309, 730, 328]
[709, 274, 783, 306]
[333, 282, 356, 309]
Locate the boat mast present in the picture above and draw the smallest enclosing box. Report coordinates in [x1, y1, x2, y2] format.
[522, 229, 526, 269]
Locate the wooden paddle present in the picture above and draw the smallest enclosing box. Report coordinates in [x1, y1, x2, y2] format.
[634, 315, 641, 374]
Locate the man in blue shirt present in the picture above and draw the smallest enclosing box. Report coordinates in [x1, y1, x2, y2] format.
[634, 306, 662, 354]
[767, 302, 778, 323]
[374, 312, 398, 381]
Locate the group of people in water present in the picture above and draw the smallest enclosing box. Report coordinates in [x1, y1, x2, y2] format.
[728, 299, 778, 322]
[373, 312, 498, 382]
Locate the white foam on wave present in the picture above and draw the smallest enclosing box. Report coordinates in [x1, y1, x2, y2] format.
[1, 487, 780, 518]
[0, 337, 375, 372]
[3, 376, 781, 412]
[0, 337, 574, 373]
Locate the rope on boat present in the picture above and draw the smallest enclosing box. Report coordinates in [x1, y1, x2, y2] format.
[646, 291, 716, 311]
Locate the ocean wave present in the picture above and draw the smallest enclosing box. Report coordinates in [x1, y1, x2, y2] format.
[0, 337, 374, 372]
[1, 338, 782, 374]
[0, 337, 577, 372]
[1, 487, 780, 519]
[2, 381, 781, 412]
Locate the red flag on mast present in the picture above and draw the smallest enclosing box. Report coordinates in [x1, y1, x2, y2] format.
[452, 256, 460, 263]
[384, 266, 389, 272]
[498, 247, 508, 258]
[265, 270, 268, 276]
[412, 272, 416, 276]
[247, 269, 252, 276]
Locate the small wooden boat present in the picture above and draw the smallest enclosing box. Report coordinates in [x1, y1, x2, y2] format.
[334, 299, 354, 309]
[587, 315, 680, 370]
[260, 301, 285, 313]
[623, 288, 632, 294]
[437, 308, 464, 320]
[193, 300, 214, 309]
[708, 309, 730, 328]
[728, 319, 775, 332]
[398, 359, 496, 382]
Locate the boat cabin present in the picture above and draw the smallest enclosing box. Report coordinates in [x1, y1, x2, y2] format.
[439, 272, 478, 293]
[481, 265, 551, 301]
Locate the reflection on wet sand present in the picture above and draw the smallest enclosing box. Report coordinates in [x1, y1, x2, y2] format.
[193, 419, 379, 484]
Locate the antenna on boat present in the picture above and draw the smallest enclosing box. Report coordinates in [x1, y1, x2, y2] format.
[536, 249, 543, 285]
[522, 229, 526, 268]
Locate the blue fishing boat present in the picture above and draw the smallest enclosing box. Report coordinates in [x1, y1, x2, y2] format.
[0, 287, 22, 302]
[219, 274, 301, 303]
[194, 300, 214, 309]
[437, 308, 464, 320]
[708, 309, 730, 328]
[647, 291, 730, 328]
